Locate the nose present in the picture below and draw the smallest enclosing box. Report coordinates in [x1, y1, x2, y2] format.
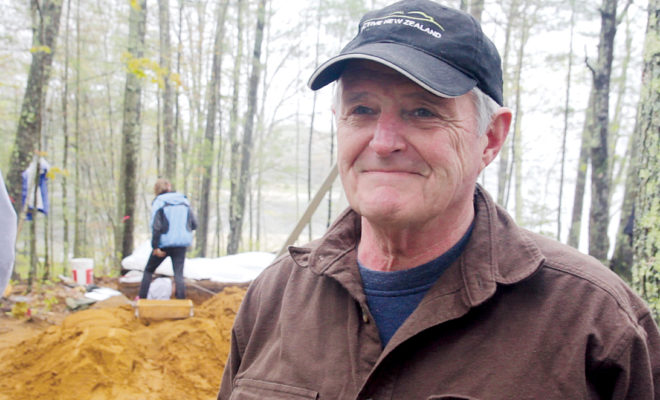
[369, 111, 406, 156]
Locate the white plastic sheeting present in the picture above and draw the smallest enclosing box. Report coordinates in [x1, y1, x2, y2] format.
[120, 241, 276, 283]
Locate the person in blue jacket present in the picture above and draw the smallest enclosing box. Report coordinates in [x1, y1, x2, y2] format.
[138, 178, 197, 299]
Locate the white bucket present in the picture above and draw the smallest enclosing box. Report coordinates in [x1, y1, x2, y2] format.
[71, 258, 94, 285]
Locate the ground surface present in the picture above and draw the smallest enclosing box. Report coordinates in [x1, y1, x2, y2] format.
[0, 277, 120, 352]
[0, 277, 246, 400]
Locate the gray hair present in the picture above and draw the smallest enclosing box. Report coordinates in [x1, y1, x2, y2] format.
[470, 86, 500, 137]
[333, 80, 500, 137]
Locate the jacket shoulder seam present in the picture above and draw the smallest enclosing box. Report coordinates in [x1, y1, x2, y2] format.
[543, 260, 641, 328]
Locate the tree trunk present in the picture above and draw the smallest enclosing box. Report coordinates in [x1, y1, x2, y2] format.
[215, 138, 226, 257]
[610, 118, 638, 281]
[27, 163, 40, 291]
[469, 0, 484, 22]
[42, 204, 51, 281]
[306, 0, 323, 242]
[459, 0, 468, 12]
[607, 18, 632, 198]
[609, 18, 635, 281]
[174, 0, 183, 187]
[227, 0, 244, 254]
[61, 0, 71, 272]
[632, 0, 659, 318]
[158, 0, 176, 180]
[119, 0, 147, 261]
[73, 0, 83, 258]
[512, 9, 531, 222]
[227, 0, 267, 254]
[196, 0, 229, 257]
[255, 4, 274, 251]
[7, 0, 63, 215]
[557, 0, 576, 241]
[568, 89, 595, 249]
[588, 0, 617, 263]
[497, 0, 519, 206]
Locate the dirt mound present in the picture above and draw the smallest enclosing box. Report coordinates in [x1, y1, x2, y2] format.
[0, 286, 246, 400]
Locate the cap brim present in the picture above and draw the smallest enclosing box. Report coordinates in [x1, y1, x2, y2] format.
[308, 42, 477, 98]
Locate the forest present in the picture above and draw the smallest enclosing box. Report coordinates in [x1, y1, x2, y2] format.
[1, 0, 658, 314]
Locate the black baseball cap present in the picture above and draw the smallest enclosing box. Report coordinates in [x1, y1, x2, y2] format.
[308, 0, 503, 106]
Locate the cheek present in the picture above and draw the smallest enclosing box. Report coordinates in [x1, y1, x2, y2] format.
[337, 126, 369, 165]
[445, 132, 482, 175]
[336, 129, 360, 190]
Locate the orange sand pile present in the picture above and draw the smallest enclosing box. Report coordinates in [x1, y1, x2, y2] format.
[0, 286, 246, 400]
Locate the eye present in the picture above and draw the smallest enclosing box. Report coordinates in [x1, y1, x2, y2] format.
[410, 108, 435, 118]
[352, 105, 374, 115]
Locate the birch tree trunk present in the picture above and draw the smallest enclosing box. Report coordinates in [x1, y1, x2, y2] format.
[118, 0, 147, 260]
[227, 0, 267, 254]
[632, 0, 660, 318]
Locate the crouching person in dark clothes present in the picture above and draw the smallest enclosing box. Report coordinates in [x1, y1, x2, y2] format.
[218, 1, 660, 399]
[139, 178, 197, 300]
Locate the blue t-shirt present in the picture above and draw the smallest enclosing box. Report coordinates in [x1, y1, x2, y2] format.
[358, 225, 473, 347]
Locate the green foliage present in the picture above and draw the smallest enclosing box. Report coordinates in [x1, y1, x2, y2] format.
[130, 0, 143, 12]
[29, 45, 52, 54]
[121, 52, 182, 90]
[9, 301, 30, 318]
[43, 294, 59, 311]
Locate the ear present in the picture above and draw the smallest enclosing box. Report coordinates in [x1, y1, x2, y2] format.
[480, 107, 512, 170]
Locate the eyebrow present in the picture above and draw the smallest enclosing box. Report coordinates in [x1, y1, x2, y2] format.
[343, 88, 448, 107]
[342, 91, 371, 104]
[402, 90, 448, 105]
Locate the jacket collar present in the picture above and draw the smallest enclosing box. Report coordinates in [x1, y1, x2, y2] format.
[287, 185, 545, 307]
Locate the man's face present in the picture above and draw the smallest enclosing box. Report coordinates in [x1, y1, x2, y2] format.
[335, 61, 491, 229]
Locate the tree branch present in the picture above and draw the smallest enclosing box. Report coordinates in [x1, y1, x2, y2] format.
[585, 48, 597, 76]
[616, 0, 633, 26]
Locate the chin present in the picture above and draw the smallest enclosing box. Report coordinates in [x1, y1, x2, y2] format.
[348, 186, 420, 221]
[354, 200, 410, 226]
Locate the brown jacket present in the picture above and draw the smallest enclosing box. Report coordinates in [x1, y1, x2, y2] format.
[219, 187, 660, 399]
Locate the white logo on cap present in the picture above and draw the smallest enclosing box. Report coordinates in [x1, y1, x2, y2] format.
[362, 11, 444, 39]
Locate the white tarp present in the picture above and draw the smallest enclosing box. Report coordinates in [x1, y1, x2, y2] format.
[120, 241, 276, 283]
[85, 287, 123, 301]
[0, 169, 16, 296]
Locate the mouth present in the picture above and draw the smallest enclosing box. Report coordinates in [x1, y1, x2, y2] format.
[361, 169, 424, 177]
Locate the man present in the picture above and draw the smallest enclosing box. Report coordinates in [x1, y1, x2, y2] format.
[219, 1, 660, 398]
[138, 178, 197, 300]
